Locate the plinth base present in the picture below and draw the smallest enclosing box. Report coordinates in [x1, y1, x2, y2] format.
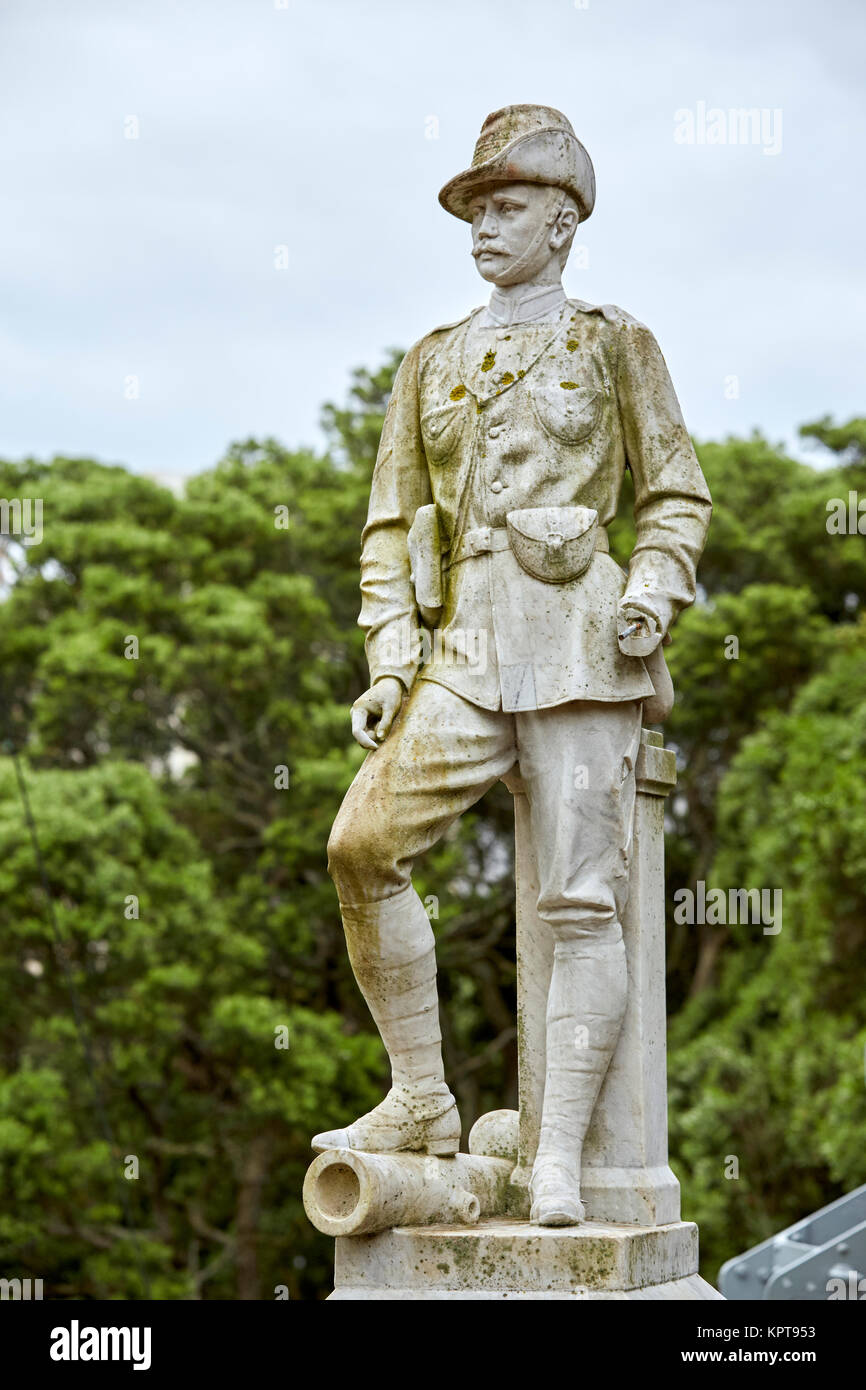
[329, 1217, 724, 1300]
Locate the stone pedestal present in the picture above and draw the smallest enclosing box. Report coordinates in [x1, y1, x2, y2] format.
[329, 1218, 722, 1300]
[307, 728, 722, 1299]
[503, 728, 680, 1226]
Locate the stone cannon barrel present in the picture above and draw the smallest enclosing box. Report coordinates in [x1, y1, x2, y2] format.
[303, 1149, 512, 1238]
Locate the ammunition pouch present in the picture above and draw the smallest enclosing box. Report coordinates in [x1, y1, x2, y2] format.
[505, 505, 603, 583]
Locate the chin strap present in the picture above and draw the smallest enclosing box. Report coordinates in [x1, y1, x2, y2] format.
[493, 188, 567, 287]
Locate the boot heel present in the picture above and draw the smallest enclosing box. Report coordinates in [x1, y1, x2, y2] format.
[425, 1136, 460, 1156]
[423, 1105, 461, 1156]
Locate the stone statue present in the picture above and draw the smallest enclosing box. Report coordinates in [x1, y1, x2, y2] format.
[312, 104, 712, 1232]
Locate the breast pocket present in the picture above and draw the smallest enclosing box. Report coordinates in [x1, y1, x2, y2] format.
[421, 401, 467, 465]
[530, 381, 604, 445]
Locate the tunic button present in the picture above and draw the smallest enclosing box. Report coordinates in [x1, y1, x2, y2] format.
[496, 330, 510, 341]
[488, 424, 503, 438]
[490, 479, 504, 493]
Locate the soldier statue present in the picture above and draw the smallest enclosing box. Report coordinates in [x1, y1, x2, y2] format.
[314, 104, 711, 1226]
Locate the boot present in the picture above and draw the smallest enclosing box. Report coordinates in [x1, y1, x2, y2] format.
[530, 936, 627, 1226]
[312, 886, 460, 1155]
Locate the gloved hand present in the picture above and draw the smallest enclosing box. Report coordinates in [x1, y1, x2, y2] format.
[617, 604, 663, 657]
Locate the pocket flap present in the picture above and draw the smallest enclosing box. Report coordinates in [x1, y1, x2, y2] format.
[530, 382, 603, 444]
[506, 505, 599, 543]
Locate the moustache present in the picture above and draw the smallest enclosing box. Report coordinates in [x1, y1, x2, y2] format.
[471, 242, 509, 259]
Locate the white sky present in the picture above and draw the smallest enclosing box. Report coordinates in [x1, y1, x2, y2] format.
[1, 0, 864, 483]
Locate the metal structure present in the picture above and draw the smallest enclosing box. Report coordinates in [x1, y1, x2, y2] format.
[720, 1184, 866, 1300]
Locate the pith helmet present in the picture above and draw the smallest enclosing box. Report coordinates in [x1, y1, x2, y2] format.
[439, 104, 595, 224]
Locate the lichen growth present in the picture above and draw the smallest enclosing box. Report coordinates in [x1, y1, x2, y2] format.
[450, 384, 467, 400]
[481, 350, 496, 372]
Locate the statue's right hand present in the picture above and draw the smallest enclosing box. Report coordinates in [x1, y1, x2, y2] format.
[351, 677, 404, 750]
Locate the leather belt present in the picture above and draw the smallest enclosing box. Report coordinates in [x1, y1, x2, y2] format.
[446, 523, 609, 568]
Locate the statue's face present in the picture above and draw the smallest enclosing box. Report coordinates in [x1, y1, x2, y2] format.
[469, 181, 565, 285]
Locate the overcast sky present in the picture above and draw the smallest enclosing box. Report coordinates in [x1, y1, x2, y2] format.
[1, 0, 864, 484]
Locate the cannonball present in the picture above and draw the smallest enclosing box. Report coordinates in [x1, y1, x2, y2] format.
[467, 1108, 519, 1162]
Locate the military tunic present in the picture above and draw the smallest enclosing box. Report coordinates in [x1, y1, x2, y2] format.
[359, 294, 712, 712]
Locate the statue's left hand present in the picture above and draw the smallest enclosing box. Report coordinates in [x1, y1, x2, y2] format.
[617, 605, 663, 657]
[351, 677, 404, 750]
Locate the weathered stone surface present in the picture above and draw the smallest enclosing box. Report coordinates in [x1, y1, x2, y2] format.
[330, 1217, 723, 1300]
[506, 729, 681, 1226]
[304, 1150, 512, 1238]
[467, 1109, 519, 1163]
[330, 1278, 723, 1301]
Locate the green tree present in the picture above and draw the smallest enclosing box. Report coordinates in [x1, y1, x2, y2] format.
[669, 621, 866, 1275]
